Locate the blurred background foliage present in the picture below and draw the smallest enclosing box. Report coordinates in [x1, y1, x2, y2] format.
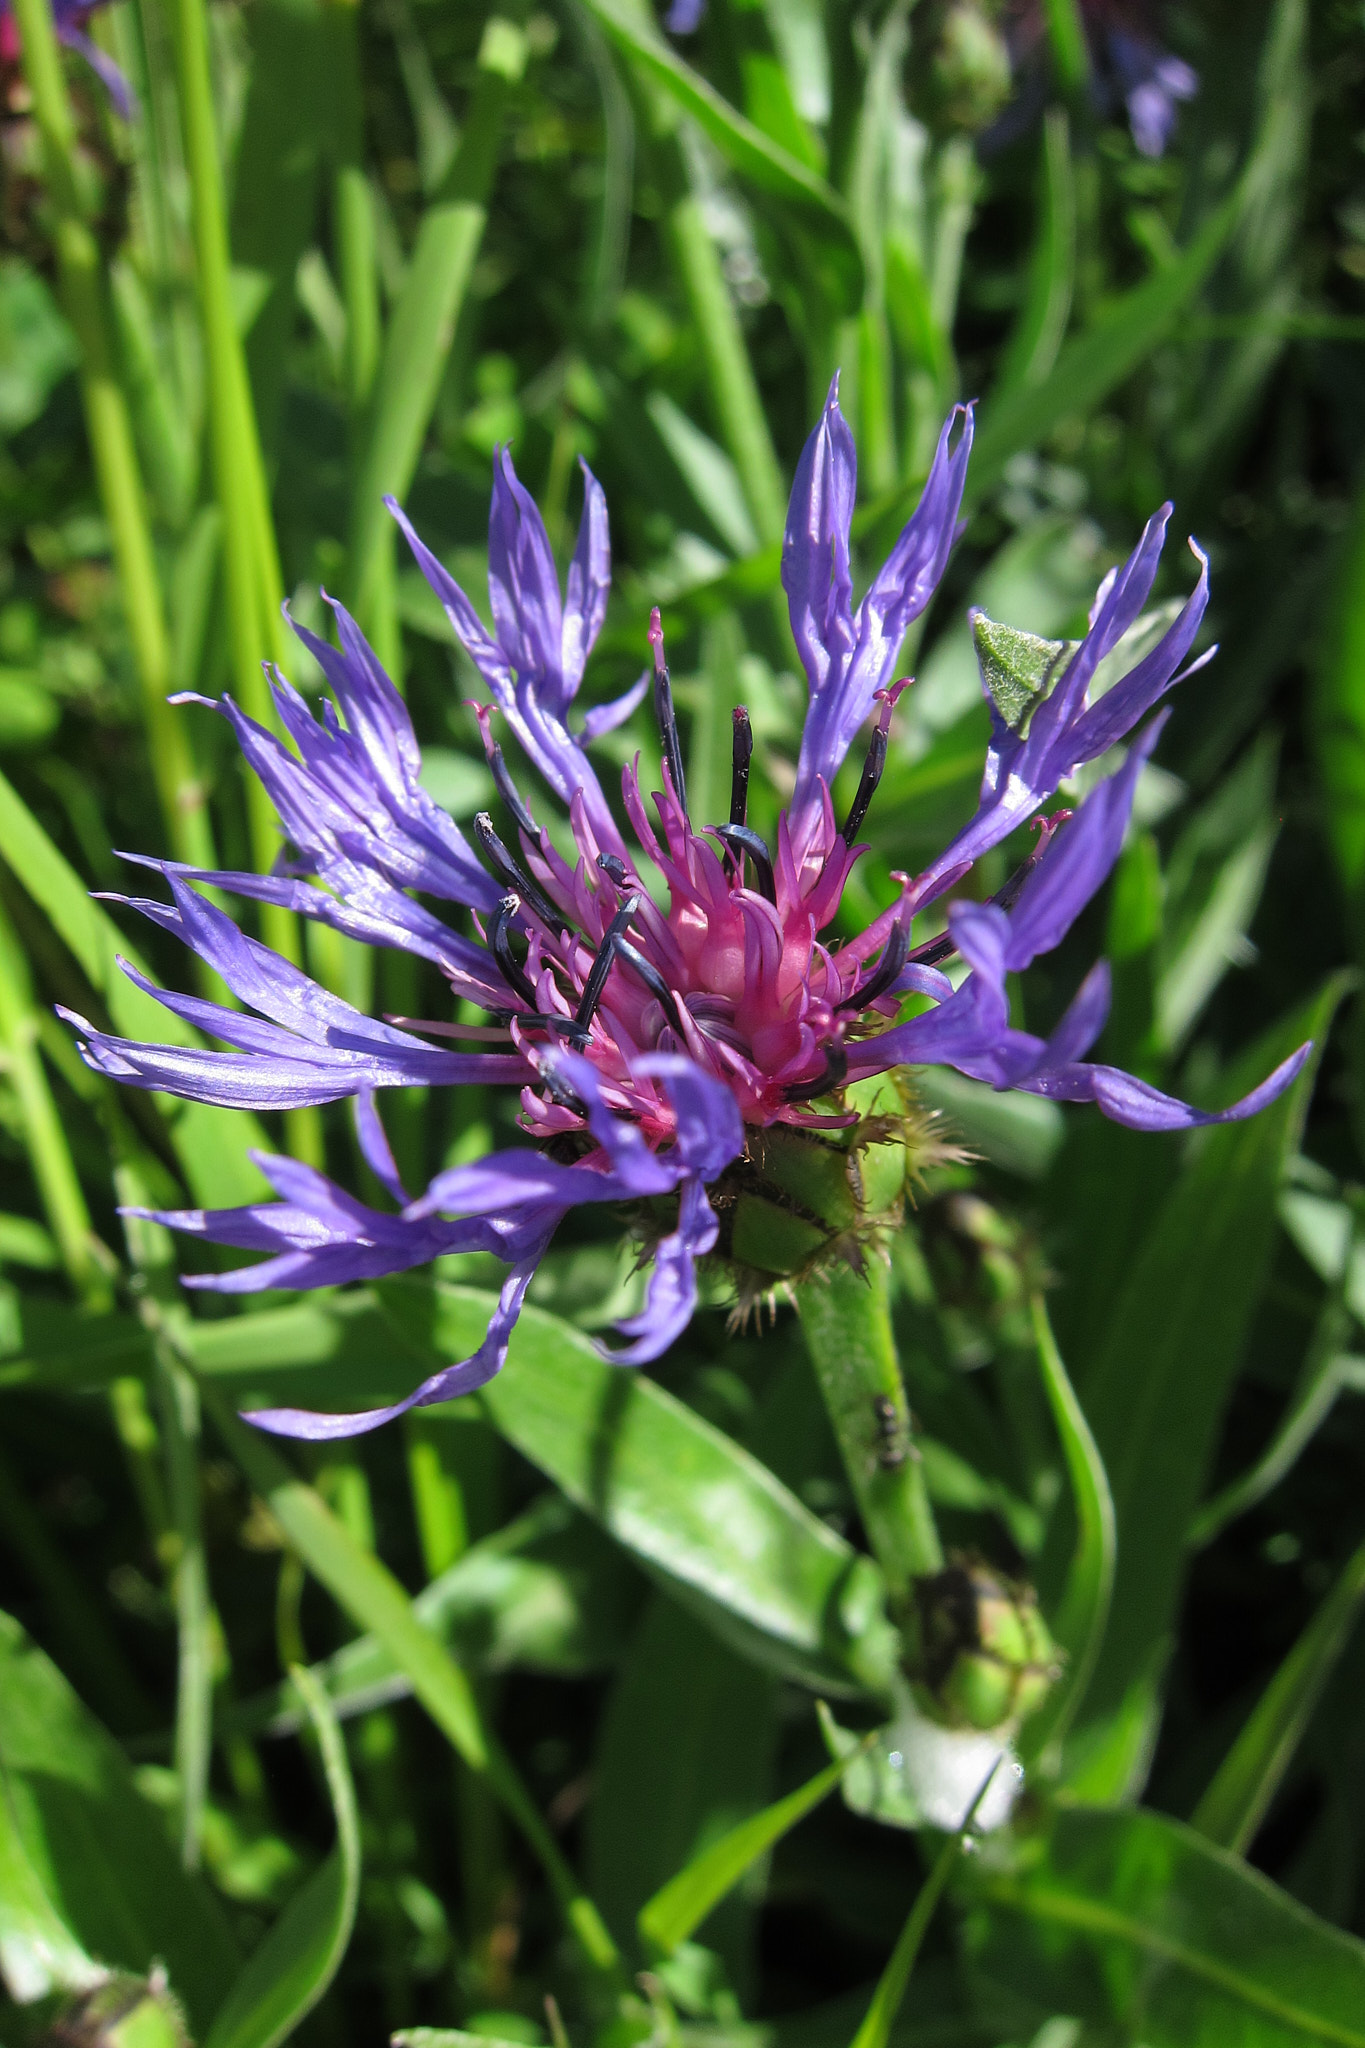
[5, 0, 1365, 2044]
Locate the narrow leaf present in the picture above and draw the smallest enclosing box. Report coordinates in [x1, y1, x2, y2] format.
[379, 1279, 900, 1699]
[0, 1609, 239, 2033]
[638, 1729, 874, 1957]
[970, 1803, 1365, 2046]
[849, 1764, 1001, 2048]
[199, 1389, 622, 1984]
[1022, 1298, 1115, 1762]
[966, 192, 1237, 504]
[204, 1664, 360, 2048]
[581, 0, 859, 300]
[0, 764, 266, 1206]
[1191, 1540, 1365, 1856]
[1074, 976, 1346, 1744]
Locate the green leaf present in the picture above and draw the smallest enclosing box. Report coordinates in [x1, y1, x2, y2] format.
[1313, 474, 1365, 901]
[1021, 1299, 1115, 1763]
[970, 614, 1072, 737]
[0, 1610, 239, 2032]
[0, 254, 77, 435]
[203, 1664, 360, 2048]
[1191, 1540, 1365, 1856]
[966, 191, 1238, 504]
[0, 764, 266, 1207]
[637, 1722, 871, 1959]
[347, 22, 523, 627]
[228, 1494, 639, 1735]
[378, 1279, 899, 1699]
[995, 109, 1075, 395]
[1155, 734, 1280, 1054]
[199, 1389, 623, 1985]
[0, 1760, 104, 2003]
[850, 1764, 1002, 2048]
[231, 0, 357, 457]
[967, 1803, 1365, 2046]
[580, 0, 861, 313]
[1068, 976, 1347, 1763]
[591, 1592, 776, 1985]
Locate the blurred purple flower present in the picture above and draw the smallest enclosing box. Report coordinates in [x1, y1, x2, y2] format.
[0, 0, 135, 116]
[995, 1, 1196, 159]
[69, 382, 1307, 1437]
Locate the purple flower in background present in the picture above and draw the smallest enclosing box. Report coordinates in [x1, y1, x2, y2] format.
[994, 0, 1196, 159]
[1106, 27, 1196, 159]
[0, 0, 135, 116]
[68, 380, 1308, 1438]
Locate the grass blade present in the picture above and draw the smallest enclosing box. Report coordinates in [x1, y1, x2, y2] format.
[0, 763, 268, 1207]
[638, 1729, 875, 1958]
[199, 1388, 624, 1987]
[347, 17, 526, 643]
[1022, 1296, 1115, 1763]
[203, 1664, 361, 2048]
[848, 1764, 1001, 2048]
[1191, 1541, 1365, 1856]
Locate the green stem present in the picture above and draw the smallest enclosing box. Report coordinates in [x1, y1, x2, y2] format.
[795, 1260, 942, 1602]
[0, 896, 109, 1307]
[665, 186, 787, 547]
[1041, 0, 1091, 101]
[202, 1387, 625, 1989]
[166, 0, 323, 1161]
[10, 0, 214, 877]
[347, 15, 526, 642]
[153, 1345, 213, 1871]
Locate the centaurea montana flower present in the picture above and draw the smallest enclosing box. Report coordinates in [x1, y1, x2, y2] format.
[64, 383, 1309, 1439]
[0, 0, 134, 116]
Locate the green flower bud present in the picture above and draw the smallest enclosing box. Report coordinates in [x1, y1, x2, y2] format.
[931, 3, 1013, 133]
[903, 1556, 1062, 1733]
[722, 1074, 956, 1288]
[45, 1973, 188, 2048]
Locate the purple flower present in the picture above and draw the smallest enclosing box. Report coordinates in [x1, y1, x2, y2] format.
[71, 389, 1307, 1437]
[1107, 28, 1197, 159]
[992, 3, 1196, 160]
[0, 0, 135, 116]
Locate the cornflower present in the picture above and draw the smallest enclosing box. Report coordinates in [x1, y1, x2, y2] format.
[65, 382, 1308, 1437]
[0, 0, 134, 114]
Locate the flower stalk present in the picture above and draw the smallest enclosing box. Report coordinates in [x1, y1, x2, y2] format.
[795, 1256, 942, 1603]
[10, 0, 214, 878]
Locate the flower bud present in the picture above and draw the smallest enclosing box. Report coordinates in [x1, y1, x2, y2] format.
[44, 1973, 188, 2048]
[723, 1075, 954, 1285]
[903, 1556, 1061, 1733]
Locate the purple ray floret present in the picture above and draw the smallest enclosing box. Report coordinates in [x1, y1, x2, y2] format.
[72, 411, 1310, 1438]
[784, 376, 974, 846]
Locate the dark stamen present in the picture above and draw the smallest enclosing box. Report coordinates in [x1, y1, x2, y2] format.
[841, 681, 908, 846]
[596, 851, 630, 887]
[993, 810, 1072, 914]
[711, 823, 777, 904]
[782, 1043, 849, 1104]
[648, 606, 688, 820]
[538, 1055, 589, 1116]
[574, 896, 640, 1035]
[907, 929, 956, 968]
[489, 894, 538, 1008]
[836, 922, 910, 1011]
[488, 740, 537, 837]
[615, 938, 684, 1036]
[474, 813, 568, 934]
[730, 707, 753, 828]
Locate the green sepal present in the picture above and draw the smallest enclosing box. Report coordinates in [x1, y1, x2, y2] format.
[972, 612, 1073, 736]
[51, 1977, 189, 2048]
